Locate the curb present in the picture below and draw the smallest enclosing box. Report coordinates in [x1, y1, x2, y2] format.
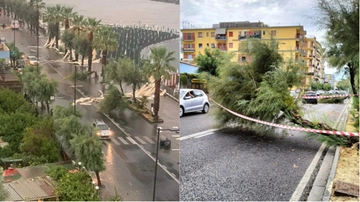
[165, 92, 179, 102]
[307, 99, 351, 201]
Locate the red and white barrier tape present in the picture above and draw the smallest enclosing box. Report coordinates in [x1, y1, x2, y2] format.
[210, 99, 359, 137]
[294, 94, 358, 99]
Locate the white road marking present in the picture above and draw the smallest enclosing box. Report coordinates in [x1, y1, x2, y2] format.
[195, 132, 214, 139]
[179, 129, 219, 141]
[126, 137, 137, 145]
[112, 138, 120, 146]
[290, 143, 326, 201]
[134, 136, 147, 144]
[143, 136, 155, 144]
[117, 137, 129, 145]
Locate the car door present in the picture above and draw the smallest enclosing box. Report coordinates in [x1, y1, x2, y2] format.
[182, 90, 197, 112]
[192, 90, 204, 110]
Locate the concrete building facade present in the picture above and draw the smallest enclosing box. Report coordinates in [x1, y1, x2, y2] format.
[181, 21, 325, 87]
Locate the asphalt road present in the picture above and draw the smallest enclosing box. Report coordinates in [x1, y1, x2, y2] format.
[179, 102, 346, 201]
[0, 17, 179, 201]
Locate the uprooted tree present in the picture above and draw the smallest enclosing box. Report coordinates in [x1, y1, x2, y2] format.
[199, 38, 354, 146]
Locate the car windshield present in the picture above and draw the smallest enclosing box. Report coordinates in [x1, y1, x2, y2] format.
[97, 124, 109, 130]
[180, 90, 186, 98]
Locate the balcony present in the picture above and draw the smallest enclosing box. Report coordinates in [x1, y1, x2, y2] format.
[307, 67, 315, 75]
[182, 37, 195, 41]
[238, 33, 261, 40]
[215, 35, 227, 40]
[182, 47, 195, 52]
[218, 48, 227, 52]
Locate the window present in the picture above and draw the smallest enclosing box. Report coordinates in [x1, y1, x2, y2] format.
[271, 30, 276, 36]
[211, 43, 215, 48]
[263, 31, 265, 35]
[211, 32, 215, 37]
[242, 56, 246, 62]
[206, 32, 209, 37]
[229, 32, 233, 37]
[199, 43, 203, 48]
[206, 43, 209, 47]
[229, 43, 233, 48]
[198, 32, 203, 38]
[193, 90, 203, 97]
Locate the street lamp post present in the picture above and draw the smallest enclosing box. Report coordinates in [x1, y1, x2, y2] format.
[152, 126, 179, 201]
[36, 5, 39, 72]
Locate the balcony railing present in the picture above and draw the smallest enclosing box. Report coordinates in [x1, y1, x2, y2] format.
[182, 47, 195, 52]
[307, 67, 315, 74]
[182, 37, 195, 41]
[238, 34, 261, 40]
[215, 36, 227, 40]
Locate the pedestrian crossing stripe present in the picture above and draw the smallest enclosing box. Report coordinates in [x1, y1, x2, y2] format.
[110, 136, 159, 145]
[117, 137, 129, 145]
[126, 136, 137, 145]
[143, 136, 155, 144]
[134, 136, 147, 144]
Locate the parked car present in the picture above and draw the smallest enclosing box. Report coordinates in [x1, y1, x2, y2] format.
[27, 56, 38, 65]
[92, 120, 112, 139]
[304, 91, 318, 104]
[16, 59, 25, 69]
[179, 88, 210, 117]
[16, 59, 25, 74]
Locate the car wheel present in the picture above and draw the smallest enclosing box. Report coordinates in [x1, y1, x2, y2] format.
[202, 103, 209, 113]
[180, 106, 184, 117]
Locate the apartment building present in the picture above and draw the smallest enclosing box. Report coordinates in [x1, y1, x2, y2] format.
[181, 21, 325, 87]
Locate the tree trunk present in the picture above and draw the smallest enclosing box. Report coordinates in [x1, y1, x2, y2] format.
[81, 55, 84, 66]
[95, 171, 101, 186]
[69, 48, 73, 61]
[132, 83, 136, 104]
[348, 62, 358, 96]
[87, 32, 94, 72]
[75, 53, 79, 61]
[119, 81, 124, 95]
[101, 50, 107, 82]
[154, 79, 161, 119]
[55, 22, 59, 49]
[288, 109, 352, 145]
[46, 101, 50, 114]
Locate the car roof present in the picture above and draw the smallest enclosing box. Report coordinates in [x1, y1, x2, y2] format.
[95, 120, 106, 125]
[180, 88, 202, 91]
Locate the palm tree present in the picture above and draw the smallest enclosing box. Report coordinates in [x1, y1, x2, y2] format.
[70, 14, 86, 61]
[93, 25, 118, 81]
[84, 17, 101, 72]
[144, 46, 176, 119]
[43, 5, 64, 48]
[70, 132, 106, 187]
[62, 6, 76, 29]
[73, 32, 89, 66]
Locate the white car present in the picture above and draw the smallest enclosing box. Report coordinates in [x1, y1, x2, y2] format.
[179, 89, 210, 117]
[93, 120, 112, 139]
[27, 56, 38, 65]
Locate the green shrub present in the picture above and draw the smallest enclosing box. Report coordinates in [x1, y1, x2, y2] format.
[318, 98, 345, 104]
[46, 165, 68, 181]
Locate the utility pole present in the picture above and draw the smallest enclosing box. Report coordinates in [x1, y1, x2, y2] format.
[36, 4, 39, 72]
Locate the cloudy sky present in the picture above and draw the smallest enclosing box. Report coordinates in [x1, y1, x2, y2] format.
[180, 0, 337, 74]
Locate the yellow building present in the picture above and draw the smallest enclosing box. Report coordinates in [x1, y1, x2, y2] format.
[181, 21, 324, 88]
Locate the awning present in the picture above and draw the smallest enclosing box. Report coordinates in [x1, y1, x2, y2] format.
[215, 28, 226, 35]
